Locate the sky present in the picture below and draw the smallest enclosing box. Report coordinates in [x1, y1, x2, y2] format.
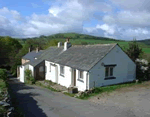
[0, 0, 150, 40]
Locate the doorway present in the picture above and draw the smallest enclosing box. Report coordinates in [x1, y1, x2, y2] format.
[74, 69, 76, 86]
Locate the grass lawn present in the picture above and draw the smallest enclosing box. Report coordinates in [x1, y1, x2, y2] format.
[78, 82, 141, 100]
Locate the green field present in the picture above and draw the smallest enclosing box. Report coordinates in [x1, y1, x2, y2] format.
[18, 32, 150, 54]
[45, 38, 150, 54]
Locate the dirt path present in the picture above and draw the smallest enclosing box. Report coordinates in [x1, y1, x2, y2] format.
[8, 73, 150, 117]
[89, 82, 150, 116]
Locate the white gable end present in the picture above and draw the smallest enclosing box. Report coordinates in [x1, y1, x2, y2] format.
[89, 45, 136, 89]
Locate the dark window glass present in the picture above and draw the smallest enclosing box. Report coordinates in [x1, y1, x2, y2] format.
[60, 66, 64, 75]
[110, 67, 113, 76]
[45, 66, 47, 73]
[105, 67, 109, 77]
[80, 71, 83, 79]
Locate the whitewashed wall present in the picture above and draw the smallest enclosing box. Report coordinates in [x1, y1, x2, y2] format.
[76, 70, 89, 91]
[57, 65, 72, 88]
[45, 60, 89, 91]
[89, 45, 136, 89]
[45, 61, 72, 87]
[20, 65, 25, 83]
[29, 65, 34, 76]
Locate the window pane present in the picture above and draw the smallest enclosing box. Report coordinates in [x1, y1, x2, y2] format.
[105, 67, 109, 77]
[110, 67, 113, 76]
[45, 66, 47, 73]
[60, 66, 64, 75]
[39, 66, 44, 72]
[80, 71, 83, 79]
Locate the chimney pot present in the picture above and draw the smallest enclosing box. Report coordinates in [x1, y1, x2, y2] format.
[58, 42, 62, 48]
[66, 38, 70, 42]
[29, 47, 31, 52]
[36, 47, 39, 53]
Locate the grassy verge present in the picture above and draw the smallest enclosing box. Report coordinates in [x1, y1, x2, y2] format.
[63, 92, 75, 97]
[0, 79, 7, 116]
[34, 81, 59, 92]
[78, 82, 141, 100]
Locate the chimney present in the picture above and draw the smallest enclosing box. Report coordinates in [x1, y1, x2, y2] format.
[29, 47, 31, 52]
[58, 42, 62, 48]
[66, 38, 70, 42]
[29, 45, 33, 52]
[64, 38, 71, 51]
[36, 47, 39, 53]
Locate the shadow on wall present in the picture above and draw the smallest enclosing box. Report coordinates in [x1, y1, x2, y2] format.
[7, 74, 47, 117]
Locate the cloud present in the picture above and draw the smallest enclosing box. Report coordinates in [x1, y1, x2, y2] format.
[96, 24, 115, 35]
[103, 10, 150, 28]
[0, 7, 22, 21]
[110, 0, 150, 12]
[1, 0, 150, 40]
[0, 0, 112, 38]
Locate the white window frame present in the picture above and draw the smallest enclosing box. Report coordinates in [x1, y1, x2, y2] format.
[79, 70, 84, 79]
[60, 65, 64, 76]
[105, 67, 114, 77]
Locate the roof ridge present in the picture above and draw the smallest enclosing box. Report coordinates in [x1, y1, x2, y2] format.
[72, 43, 117, 47]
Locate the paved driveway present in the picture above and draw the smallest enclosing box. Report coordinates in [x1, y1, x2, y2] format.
[8, 78, 150, 117]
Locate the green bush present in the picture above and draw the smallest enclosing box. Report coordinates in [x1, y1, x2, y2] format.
[0, 69, 7, 81]
[92, 87, 102, 93]
[29, 76, 36, 84]
[25, 69, 35, 84]
[135, 59, 150, 82]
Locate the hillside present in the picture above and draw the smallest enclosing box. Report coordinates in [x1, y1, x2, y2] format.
[17, 33, 149, 53]
[138, 39, 150, 45]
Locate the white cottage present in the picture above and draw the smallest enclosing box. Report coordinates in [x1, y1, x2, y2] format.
[44, 40, 136, 91]
[18, 39, 136, 91]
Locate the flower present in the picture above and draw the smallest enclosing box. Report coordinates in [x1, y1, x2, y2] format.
[140, 66, 148, 71]
[136, 58, 148, 65]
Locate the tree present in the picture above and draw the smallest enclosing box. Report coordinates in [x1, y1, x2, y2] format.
[125, 39, 143, 62]
[44, 40, 59, 49]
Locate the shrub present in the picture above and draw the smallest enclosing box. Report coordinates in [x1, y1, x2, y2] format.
[0, 69, 7, 81]
[81, 42, 88, 45]
[25, 69, 32, 80]
[125, 39, 143, 62]
[29, 76, 36, 84]
[25, 69, 35, 84]
[135, 58, 150, 82]
[92, 87, 102, 93]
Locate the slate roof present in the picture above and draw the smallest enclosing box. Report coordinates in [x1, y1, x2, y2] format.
[46, 43, 117, 71]
[22, 50, 43, 62]
[29, 46, 64, 67]
[23, 43, 117, 71]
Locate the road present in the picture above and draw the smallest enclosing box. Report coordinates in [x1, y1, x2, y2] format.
[8, 77, 150, 117]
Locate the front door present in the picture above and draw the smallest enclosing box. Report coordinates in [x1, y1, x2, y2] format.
[74, 69, 76, 86]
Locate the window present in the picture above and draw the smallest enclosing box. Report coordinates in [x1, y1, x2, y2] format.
[60, 66, 64, 76]
[39, 66, 44, 72]
[79, 71, 83, 79]
[45, 66, 47, 73]
[49, 64, 51, 72]
[105, 67, 114, 77]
